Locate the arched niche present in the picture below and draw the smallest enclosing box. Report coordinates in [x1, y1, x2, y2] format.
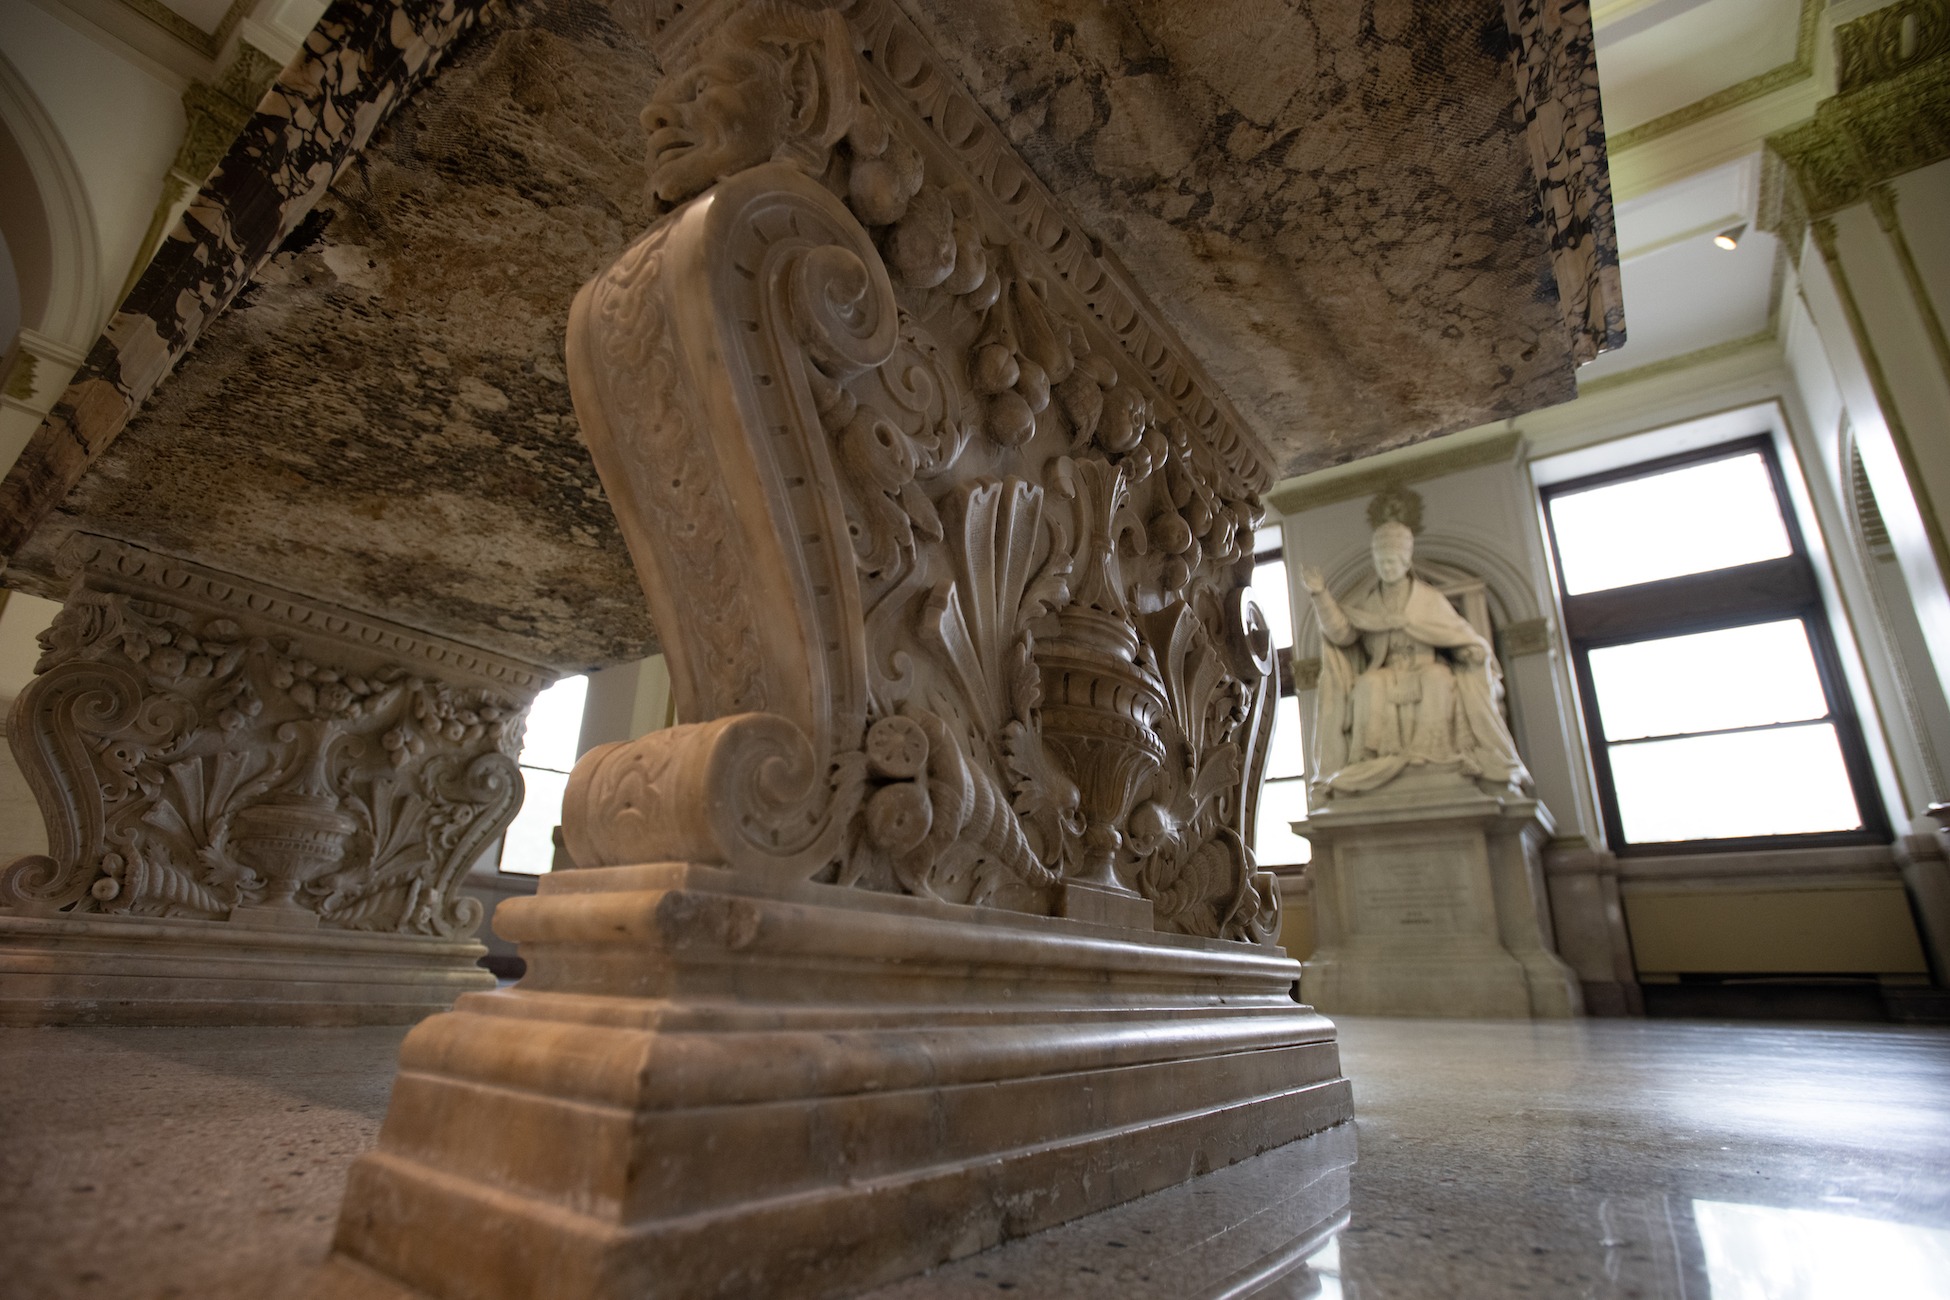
[0, 51, 103, 352]
[1292, 529, 1543, 659]
[1291, 529, 1546, 746]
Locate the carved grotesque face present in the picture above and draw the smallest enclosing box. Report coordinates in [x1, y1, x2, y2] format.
[1372, 524, 1414, 583]
[641, 47, 793, 207]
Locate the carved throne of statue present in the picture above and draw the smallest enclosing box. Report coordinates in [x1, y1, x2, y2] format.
[332, 5, 1351, 1298]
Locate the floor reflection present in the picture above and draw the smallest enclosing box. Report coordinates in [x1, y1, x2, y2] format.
[8, 1017, 1947, 1297]
[1299, 1236, 1347, 1299]
[1693, 1201, 1950, 1300]
[860, 1124, 1357, 1299]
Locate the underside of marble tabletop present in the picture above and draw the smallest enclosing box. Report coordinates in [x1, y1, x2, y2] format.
[1, 0, 1617, 672]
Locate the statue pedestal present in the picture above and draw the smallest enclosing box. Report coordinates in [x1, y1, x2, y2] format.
[1297, 770, 1581, 1018]
[332, 863, 1352, 1300]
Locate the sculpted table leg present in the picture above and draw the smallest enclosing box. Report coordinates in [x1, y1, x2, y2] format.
[332, 6, 1350, 1295]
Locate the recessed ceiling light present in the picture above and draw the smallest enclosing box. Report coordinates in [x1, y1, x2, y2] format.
[1714, 223, 1747, 251]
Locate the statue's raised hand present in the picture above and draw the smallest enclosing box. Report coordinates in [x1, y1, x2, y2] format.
[1298, 565, 1328, 596]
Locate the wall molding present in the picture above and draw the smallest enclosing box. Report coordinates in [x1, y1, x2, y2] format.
[1573, 328, 1779, 398]
[1267, 431, 1524, 517]
[116, 0, 252, 59]
[1606, 0, 1823, 154]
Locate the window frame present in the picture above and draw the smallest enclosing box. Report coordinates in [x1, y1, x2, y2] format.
[1251, 528, 1309, 868]
[496, 673, 591, 876]
[1540, 433, 1889, 856]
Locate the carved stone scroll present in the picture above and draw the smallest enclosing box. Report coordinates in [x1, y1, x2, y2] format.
[560, 3, 1283, 942]
[2, 535, 546, 939]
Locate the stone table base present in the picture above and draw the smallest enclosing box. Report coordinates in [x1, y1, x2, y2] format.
[331, 862, 1353, 1300]
[0, 913, 493, 1026]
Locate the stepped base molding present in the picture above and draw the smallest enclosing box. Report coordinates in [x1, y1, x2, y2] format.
[1299, 772, 1582, 1018]
[332, 863, 1351, 1300]
[0, 913, 490, 1026]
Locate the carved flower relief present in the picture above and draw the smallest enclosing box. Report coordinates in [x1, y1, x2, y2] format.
[2, 590, 519, 938]
[1120, 604, 1280, 941]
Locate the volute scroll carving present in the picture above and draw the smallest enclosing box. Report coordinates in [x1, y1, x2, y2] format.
[563, 1, 1284, 942]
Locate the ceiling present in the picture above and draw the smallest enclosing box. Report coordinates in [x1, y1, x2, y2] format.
[11, 0, 1614, 672]
[1593, 0, 1804, 134]
[1575, 154, 1780, 384]
[1568, 0, 1812, 388]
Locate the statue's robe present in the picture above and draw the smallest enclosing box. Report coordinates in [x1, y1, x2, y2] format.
[1313, 576, 1530, 795]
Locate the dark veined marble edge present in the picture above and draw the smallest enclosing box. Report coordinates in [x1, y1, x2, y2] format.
[0, 0, 493, 570]
[1504, 0, 1625, 365]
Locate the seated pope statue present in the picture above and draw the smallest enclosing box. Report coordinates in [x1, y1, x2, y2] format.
[1299, 520, 1532, 796]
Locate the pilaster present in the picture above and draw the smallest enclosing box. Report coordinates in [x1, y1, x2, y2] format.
[1760, 0, 1950, 711]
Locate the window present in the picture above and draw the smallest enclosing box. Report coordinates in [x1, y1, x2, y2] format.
[498, 674, 589, 874]
[1250, 525, 1311, 866]
[1541, 436, 1885, 853]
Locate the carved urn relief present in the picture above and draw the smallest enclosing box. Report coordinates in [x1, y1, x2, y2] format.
[557, 1, 1285, 944]
[227, 719, 361, 916]
[1033, 456, 1167, 895]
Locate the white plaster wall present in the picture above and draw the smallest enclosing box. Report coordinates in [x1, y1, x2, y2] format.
[0, 590, 57, 696]
[1893, 160, 1950, 333]
[0, 224, 18, 345]
[577, 654, 672, 755]
[0, 2, 183, 330]
[1797, 214, 1950, 716]
[1785, 280, 1950, 817]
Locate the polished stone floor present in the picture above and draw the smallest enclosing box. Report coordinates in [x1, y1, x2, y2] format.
[3, 1017, 1947, 1298]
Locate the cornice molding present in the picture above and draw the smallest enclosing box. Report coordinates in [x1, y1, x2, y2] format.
[1267, 431, 1525, 517]
[59, 533, 554, 696]
[1759, 19, 1950, 258]
[1572, 327, 1778, 397]
[1607, 0, 1822, 154]
[116, 0, 251, 60]
[1836, 0, 1950, 91]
